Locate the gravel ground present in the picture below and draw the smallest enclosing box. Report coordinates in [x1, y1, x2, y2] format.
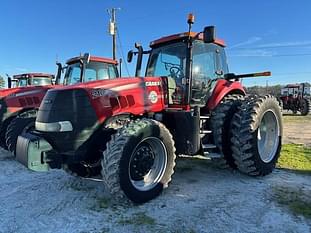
[0, 147, 310, 233]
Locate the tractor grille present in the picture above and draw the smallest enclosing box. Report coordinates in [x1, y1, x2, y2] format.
[36, 88, 98, 152]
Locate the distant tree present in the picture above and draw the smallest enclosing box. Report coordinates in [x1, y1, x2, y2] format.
[0, 75, 5, 88]
[245, 85, 282, 97]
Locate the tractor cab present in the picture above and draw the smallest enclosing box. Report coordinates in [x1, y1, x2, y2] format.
[8, 73, 54, 88]
[57, 54, 119, 85]
[146, 31, 228, 107]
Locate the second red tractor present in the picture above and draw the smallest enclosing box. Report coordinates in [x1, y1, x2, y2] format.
[0, 54, 119, 153]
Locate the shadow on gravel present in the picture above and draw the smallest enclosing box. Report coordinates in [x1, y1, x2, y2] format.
[277, 167, 311, 176]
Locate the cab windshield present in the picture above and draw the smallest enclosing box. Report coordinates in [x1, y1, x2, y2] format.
[63, 61, 118, 85]
[31, 77, 52, 86]
[17, 78, 28, 87]
[146, 41, 228, 80]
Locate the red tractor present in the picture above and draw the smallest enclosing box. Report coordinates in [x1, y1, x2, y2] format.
[16, 15, 282, 204]
[6, 73, 54, 89]
[279, 83, 310, 115]
[0, 54, 119, 153]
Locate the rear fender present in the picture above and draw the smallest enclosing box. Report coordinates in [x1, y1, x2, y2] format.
[207, 79, 245, 110]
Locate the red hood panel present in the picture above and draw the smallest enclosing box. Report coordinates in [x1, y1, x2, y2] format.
[56, 77, 167, 123]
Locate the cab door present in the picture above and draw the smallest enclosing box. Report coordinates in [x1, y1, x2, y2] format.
[191, 42, 226, 107]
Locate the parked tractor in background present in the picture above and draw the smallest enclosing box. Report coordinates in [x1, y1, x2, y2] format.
[279, 82, 311, 115]
[16, 15, 282, 204]
[0, 54, 119, 154]
[6, 73, 54, 89]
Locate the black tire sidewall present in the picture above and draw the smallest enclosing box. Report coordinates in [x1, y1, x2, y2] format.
[300, 98, 309, 115]
[7, 117, 35, 154]
[119, 122, 175, 203]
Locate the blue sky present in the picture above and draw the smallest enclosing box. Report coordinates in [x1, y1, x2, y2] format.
[0, 0, 310, 86]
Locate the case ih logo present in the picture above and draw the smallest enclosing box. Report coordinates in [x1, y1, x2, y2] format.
[148, 91, 158, 103]
[145, 81, 161, 87]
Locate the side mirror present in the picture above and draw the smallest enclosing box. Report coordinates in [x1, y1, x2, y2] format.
[55, 62, 63, 85]
[127, 50, 134, 63]
[7, 77, 12, 88]
[203, 26, 216, 43]
[83, 53, 91, 64]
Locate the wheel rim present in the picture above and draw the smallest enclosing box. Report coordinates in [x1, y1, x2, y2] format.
[129, 137, 167, 191]
[257, 110, 280, 163]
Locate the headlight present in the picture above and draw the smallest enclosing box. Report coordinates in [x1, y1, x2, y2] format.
[35, 121, 73, 132]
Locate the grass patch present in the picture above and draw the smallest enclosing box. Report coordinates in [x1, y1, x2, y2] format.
[283, 115, 311, 123]
[273, 186, 311, 219]
[118, 212, 155, 226]
[277, 144, 311, 174]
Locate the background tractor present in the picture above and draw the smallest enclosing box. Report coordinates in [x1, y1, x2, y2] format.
[16, 15, 282, 204]
[0, 54, 119, 154]
[6, 73, 54, 89]
[279, 83, 311, 115]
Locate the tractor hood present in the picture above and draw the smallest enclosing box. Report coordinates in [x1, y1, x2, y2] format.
[35, 77, 166, 152]
[39, 77, 166, 123]
[0, 85, 59, 122]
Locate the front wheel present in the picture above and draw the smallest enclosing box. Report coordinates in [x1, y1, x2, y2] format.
[101, 119, 176, 203]
[231, 95, 283, 176]
[5, 110, 36, 155]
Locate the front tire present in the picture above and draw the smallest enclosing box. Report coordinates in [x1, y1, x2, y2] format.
[231, 95, 283, 176]
[5, 110, 36, 155]
[101, 119, 176, 203]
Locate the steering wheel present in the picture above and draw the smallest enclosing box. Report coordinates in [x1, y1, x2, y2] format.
[169, 66, 183, 79]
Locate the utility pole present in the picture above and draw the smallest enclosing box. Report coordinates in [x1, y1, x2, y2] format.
[107, 8, 120, 60]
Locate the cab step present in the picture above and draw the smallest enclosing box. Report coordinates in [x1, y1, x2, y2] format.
[202, 144, 217, 149]
[203, 152, 222, 159]
[200, 130, 212, 134]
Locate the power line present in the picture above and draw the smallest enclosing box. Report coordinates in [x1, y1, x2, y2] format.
[228, 53, 311, 58]
[116, 30, 130, 76]
[229, 43, 311, 50]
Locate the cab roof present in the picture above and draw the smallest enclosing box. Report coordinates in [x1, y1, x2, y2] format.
[13, 73, 54, 79]
[66, 56, 118, 65]
[150, 32, 226, 48]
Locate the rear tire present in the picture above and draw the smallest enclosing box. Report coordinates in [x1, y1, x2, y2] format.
[5, 110, 36, 155]
[101, 119, 176, 203]
[231, 95, 282, 176]
[300, 98, 310, 116]
[210, 94, 244, 168]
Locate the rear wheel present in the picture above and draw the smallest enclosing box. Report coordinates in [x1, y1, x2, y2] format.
[300, 98, 310, 116]
[231, 95, 282, 176]
[101, 119, 176, 203]
[210, 94, 244, 168]
[5, 110, 36, 155]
